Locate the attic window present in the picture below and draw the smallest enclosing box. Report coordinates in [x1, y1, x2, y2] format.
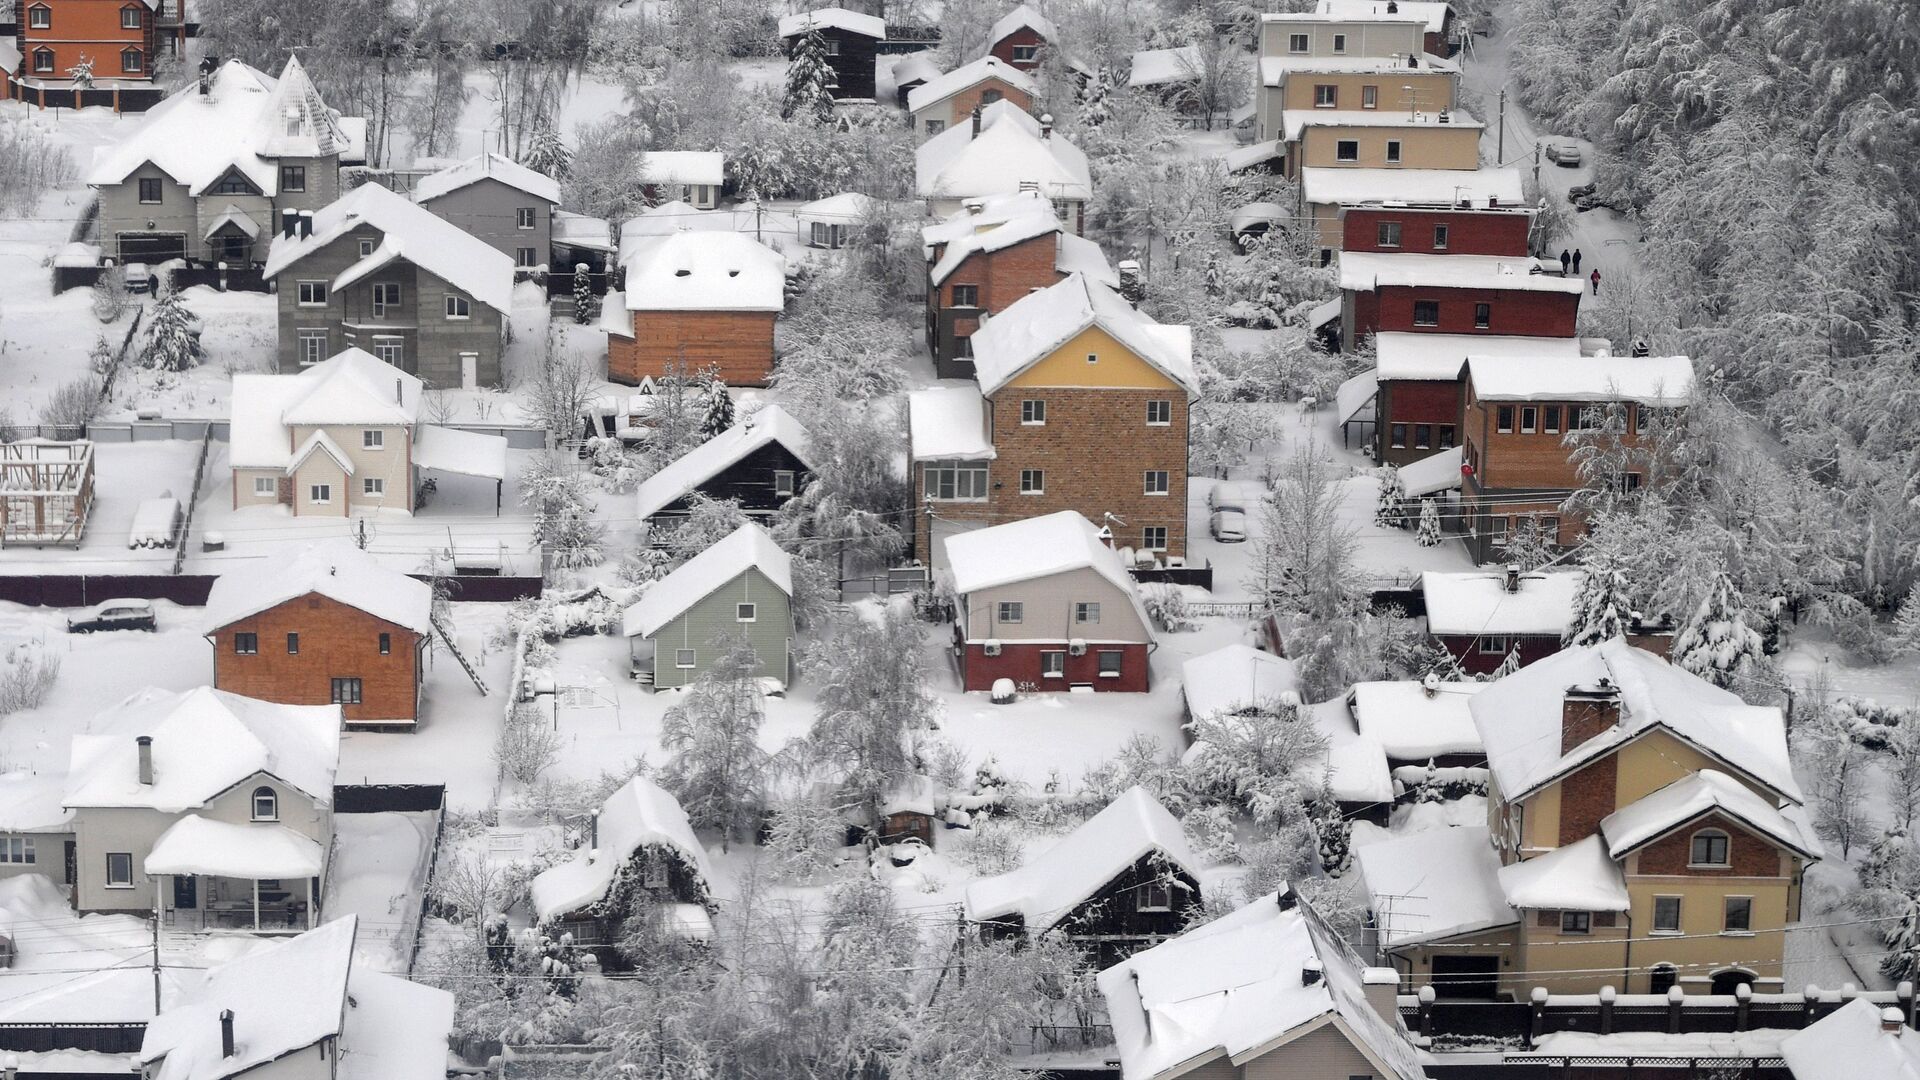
[727, 269, 740, 277]
[285, 109, 302, 137]
[674, 269, 691, 277]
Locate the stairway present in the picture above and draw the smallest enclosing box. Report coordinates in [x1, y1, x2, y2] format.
[432, 615, 489, 696]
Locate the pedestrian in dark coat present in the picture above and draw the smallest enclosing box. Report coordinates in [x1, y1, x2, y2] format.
[1572, 249, 1583, 275]
[1590, 268, 1601, 295]
[1559, 249, 1571, 274]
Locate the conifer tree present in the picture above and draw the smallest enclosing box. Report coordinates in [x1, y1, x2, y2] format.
[1415, 497, 1442, 546]
[571, 263, 592, 325]
[781, 29, 836, 124]
[142, 283, 202, 372]
[1565, 560, 1630, 646]
[698, 369, 735, 438]
[520, 127, 572, 180]
[1373, 465, 1405, 529]
[1671, 570, 1766, 688]
[1489, 642, 1523, 679]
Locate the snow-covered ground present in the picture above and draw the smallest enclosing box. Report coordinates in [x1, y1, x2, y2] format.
[323, 810, 441, 972]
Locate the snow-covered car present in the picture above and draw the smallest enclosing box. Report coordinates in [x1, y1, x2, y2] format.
[1545, 141, 1583, 166]
[1567, 182, 1597, 202]
[1210, 509, 1248, 543]
[1230, 202, 1288, 248]
[66, 599, 157, 634]
[1208, 481, 1255, 514]
[121, 263, 153, 293]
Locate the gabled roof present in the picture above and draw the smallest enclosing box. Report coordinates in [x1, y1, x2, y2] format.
[64, 686, 341, 812]
[891, 52, 943, 88]
[1420, 569, 1582, 638]
[968, 273, 1195, 396]
[778, 6, 886, 39]
[1099, 892, 1427, 1080]
[1599, 770, 1819, 861]
[263, 182, 514, 312]
[916, 100, 1090, 203]
[1356, 825, 1516, 947]
[907, 386, 995, 461]
[1349, 679, 1485, 760]
[639, 150, 724, 187]
[530, 775, 714, 921]
[1182, 644, 1301, 721]
[202, 540, 435, 636]
[634, 405, 812, 520]
[412, 150, 562, 206]
[621, 523, 794, 639]
[281, 347, 422, 426]
[1300, 166, 1523, 208]
[1339, 252, 1583, 295]
[1466, 354, 1695, 406]
[923, 190, 1061, 283]
[964, 786, 1199, 932]
[944, 510, 1138, 599]
[1128, 45, 1204, 88]
[620, 230, 787, 313]
[1780, 998, 1920, 1080]
[797, 191, 873, 222]
[287, 428, 355, 476]
[987, 4, 1058, 47]
[907, 55, 1036, 114]
[1470, 640, 1801, 804]
[1497, 834, 1629, 911]
[1374, 331, 1582, 381]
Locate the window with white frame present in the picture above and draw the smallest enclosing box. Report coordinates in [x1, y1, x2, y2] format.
[1146, 400, 1172, 425]
[1137, 878, 1172, 911]
[331, 678, 362, 705]
[1377, 221, 1403, 248]
[774, 471, 796, 498]
[1314, 84, 1337, 108]
[924, 459, 987, 501]
[1288, 32, 1308, 52]
[997, 602, 1024, 624]
[676, 649, 696, 668]
[253, 476, 277, 497]
[1653, 896, 1682, 933]
[516, 207, 536, 229]
[358, 238, 375, 257]
[516, 247, 538, 267]
[1723, 897, 1752, 933]
[121, 47, 143, 73]
[297, 281, 328, 306]
[1021, 399, 1046, 425]
[0, 837, 34, 864]
[31, 47, 52, 72]
[1019, 468, 1043, 494]
[309, 483, 332, 503]
[298, 329, 327, 366]
[251, 786, 278, 821]
[1144, 470, 1170, 495]
[1560, 911, 1591, 934]
[737, 603, 757, 622]
[1142, 526, 1168, 550]
[28, 4, 50, 28]
[373, 337, 403, 367]
[445, 295, 471, 319]
[1098, 650, 1123, 677]
[1075, 602, 1100, 623]
[1362, 84, 1378, 109]
[1690, 830, 1730, 866]
[363, 478, 385, 497]
[1041, 651, 1066, 677]
[363, 429, 384, 449]
[1478, 634, 1510, 655]
[121, 4, 143, 28]
[1012, 44, 1038, 61]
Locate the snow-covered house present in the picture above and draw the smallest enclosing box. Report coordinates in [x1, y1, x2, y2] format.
[778, 7, 885, 101]
[984, 4, 1064, 73]
[608, 230, 787, 387]
[62, 686, 341, 931]
[1353, 825, 1518, 998]
[0, 771, 76, 887]
[138, 915, 455, 1080]
[1420, 568, 1583, 674]
[637, 151, 724, 210]
[1780, 998, 1920, 1080]
[1299, 166, 1524, 265]
[906, 55, 1037, 141]
[1317, 0, 1457, 55]
[1253, 47, 1459, 156]
[1339, 251, 1582, 353]
[530, 776, 715, 961]
[916, 101, 1091, 234]
[1360, 330, 1584, 469]
[621, 523, 795, 691]
[411, 150, 562, 270]
[86, 57, 363, 265]
[943, 511, 1155, 693]
[1348, 677, 1485, 768]
[1280, 105, 1483, 181]
[226, 347, 509, 518]
[3, 0, 161, 110]
[965, 786, 1201, 964]
[202, 541, 434, 727]
[1098, 890, 1428, 1080]
[796, 191, 872, 249]
[1180, 643, 1300, 721]
[634, 405, 813, 530]
[890, 52, 942, 109]
[262, 181, 514, 389]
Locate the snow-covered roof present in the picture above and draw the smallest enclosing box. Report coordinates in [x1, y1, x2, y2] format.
[891, 52, 943, 88]
[412, 423, 509, 481]
[263, 181, 514, 312]
[1350, 680, 1485, 760]
[1497, 834, 1629, 911]
[0, 41, 19, 75]
[1261, 8, 1429, 21]
[1229, 201, 1289, 233]
[1397, 446, 1461, 497]
[1318, 0, 1452, 34]
[1260, 53, 1456, 86]
[281, 347, 421, 426]
[144, 815, 326, 878]
[1302, 166, 1524, 209]
[1225, 139, 1283, 173]
[287, 428, 355, 476]
[968, 272, 1196, 396]
[1057, 232, 1118, 285]
[338, 965, 456, 1080]
[640, 150, 725, 187]
[987, 4, 1058, 47]
[1781, 998, 1920, 1080]
[796, 191, 873, 223]
[1335, 370, 1377, 424]
[1374, 331, 1581, 381]
[778, 6, 886, 39]
[1099, 892, 1426, 1080]
[944, 510, 1138, 600]
[530, 776, 714, 921]
[1466, 354, 1696, 406]
[65, 686, 341, 812]
[1470, 640, 1801, 804]
[553, 209, 614, 252]
[0, 771, 73, 833]
[1128, 45, 1203, 87]
[620, 230, 787, 312]
[617, 200, 726, 250]
[89, 58, 353, 195]
[964, 786, 1199, 932]
[140, 916, 356, 1080]
[1356, 825, 1516, 947]
[923, 190, 1061, 284]
[202, 204, 261, 241]
[1339, 252, 1583, 295]
[1283, 108, 1482, 141]
[907, 386, 995, 460]
[1599, 770, 1818, 861]
[412, 150, 562, 206]
[908, 55, 1036, 114]
[1420, 570, 1581, 637]
[1182, 645, 1301, 720]
[203, 540, 434, 636]
[880, 774, 937, 818]
[916, 100, 1089, 203]
[1308, 698, 1397, 804]
[622, 522, 794, 639]
[635, 404, 812, 519]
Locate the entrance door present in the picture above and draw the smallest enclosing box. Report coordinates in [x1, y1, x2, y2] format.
[461, 352, 479, 390]
[1430, 955, 1500, 999]
[1711, 969, 1754, 996]
[172, 874, 197, 908]
[1648, 965, 1678, 995]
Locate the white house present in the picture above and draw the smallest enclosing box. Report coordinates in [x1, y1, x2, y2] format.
[638, 151, 725, 210]
[916, 101, 1092, 233]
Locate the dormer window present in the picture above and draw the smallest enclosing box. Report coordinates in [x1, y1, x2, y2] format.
[213, 170, 259, 196]
[1689, 829, 1730, 867]
[251, 786, 279, 821]
[121, 4, 142, 28]
[28, 4, 50, 29]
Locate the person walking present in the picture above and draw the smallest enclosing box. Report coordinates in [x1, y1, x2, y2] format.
[1572, 249, 1583, 275]
[1590, 268, 1601, 295]
[1559, 248, 1571, 274]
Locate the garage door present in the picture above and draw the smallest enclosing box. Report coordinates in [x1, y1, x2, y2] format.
[1430, 955, 1500, 999]
[117, 232, 186, 263]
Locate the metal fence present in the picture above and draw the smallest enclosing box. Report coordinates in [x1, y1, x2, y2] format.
[0, 1022, 147, 1053]
[334, 784, 448, 814]
[0, 573, 540, 608]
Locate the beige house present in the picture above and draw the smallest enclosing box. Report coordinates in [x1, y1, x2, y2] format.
[1284, 109, 1483, 177]
[1258, 10, 1428, 58]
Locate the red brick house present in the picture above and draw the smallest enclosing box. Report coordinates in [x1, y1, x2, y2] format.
[1421, 567, 1581, 673]
[608, 231, 787, 387]
[4, 0, 162, 110]
[906, 55, 1036, 140]
[202, 542, 434, 727]
[1339, 251, 1584, 351]
[984, 4, 1057, 72]
[1365, 331, 1584, 467]
[1340, 204, 1533, 258]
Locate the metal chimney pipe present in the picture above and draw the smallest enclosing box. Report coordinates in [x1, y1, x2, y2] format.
[136, 736, 153, 786]
[220, 1009, 236, 1058]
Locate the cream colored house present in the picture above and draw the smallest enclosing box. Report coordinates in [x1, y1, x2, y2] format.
[1284, 109, 1483, 177]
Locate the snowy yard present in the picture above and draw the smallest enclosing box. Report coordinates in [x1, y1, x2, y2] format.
[0, 440, 204, 575]
[324, 810, 442, 972]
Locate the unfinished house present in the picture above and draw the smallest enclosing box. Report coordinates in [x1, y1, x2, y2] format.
[0, 440, 96, 547]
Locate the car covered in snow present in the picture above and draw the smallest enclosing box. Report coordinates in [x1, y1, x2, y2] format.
[66, 598, 157, 634]
[1544, 141, 1583, 166]
[1209, 508, 1247, 543]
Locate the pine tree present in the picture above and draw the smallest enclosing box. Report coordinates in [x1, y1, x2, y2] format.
[1314, 798, 1351, 877]
[1504, 512, 1556, 571]
[781, 29, 836, 125]
[1671, 571, 1766, 689]
[1565, 561, 1630, 646]
[1884, 893, 1920, 983]
[1894, 590, 1920, 655]
[698, 370, 735, 438]
[571, 263, 592, 325]
[1415, 497, 1442, 546]
[88, 335, 116, 377]
[519, 127, 572, 180]
[142, 284, 202, 372]
[1373, 465, 1405, 529]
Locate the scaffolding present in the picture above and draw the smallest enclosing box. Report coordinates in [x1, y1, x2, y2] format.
[0, 440, 97, 547]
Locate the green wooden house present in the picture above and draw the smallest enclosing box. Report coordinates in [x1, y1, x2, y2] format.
[621, 522, 795, 690]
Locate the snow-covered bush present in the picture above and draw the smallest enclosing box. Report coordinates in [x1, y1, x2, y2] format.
[0, 643, 61, 716]
[40, 376, 101, 429]
[571, 263, 592, 325]
[1139, 583, 1196, 632]
[1181, 804, 1240, 863]
[519, 452, 605, 570]
[91, 271, 129, 324]
[958, 819, 1026, 876]
[0, 118, 76, 216]
[763, 796, 850, 882]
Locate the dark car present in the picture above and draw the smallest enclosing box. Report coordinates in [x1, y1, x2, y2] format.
[66, 599, 157, 633]
[1567, 182, 1597, 202]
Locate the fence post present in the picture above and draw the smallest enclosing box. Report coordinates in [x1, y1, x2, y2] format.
[1598, 985, 1615, 1034]
[1735, 982, 1751, 1030]
[1529, 987, 1547, 1045]
[1899, 981, 1915, 1028]
[1803, 983, 1821, 1026]
[1666, 985, 1683, 1034]
[1417, 985, 1434, 1038]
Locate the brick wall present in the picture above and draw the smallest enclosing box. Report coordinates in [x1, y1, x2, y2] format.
[1635, 811, 1786, 877]
[927, 230, 1061, 366]
[1376, 379, 1463, 466]
[960, 641, 1150, 691]
[610, 310, 777, 387]
[1342, 207, 1532, 257]
[940, 78, 1036, 128]
[21, 0, 152, 81]
[988, 27, 1047, 71]
[1370, 285, 1580, 338]
[210, 593, 422, 724]
[1561, 694, 1620, 753]
[1556, 752, 1618, 846]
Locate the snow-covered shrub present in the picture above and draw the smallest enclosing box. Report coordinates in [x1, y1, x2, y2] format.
[1140, 583, 1196, 632]
[495, 702, 562, 785]
[958, 819, 1025, 876]
[1373, 466, 1405, 529]
[616, 545, 672, 588]
[1181, 804, 1240, 863]
[763, 796, 849, 882]
[583, 436, 638, 492]
[571, 263, 592, 325]
[0, 643, 61, 716]
[90, 268, 129, 323]
[0, 118, 75, 216]
[40, 376, 101, 429]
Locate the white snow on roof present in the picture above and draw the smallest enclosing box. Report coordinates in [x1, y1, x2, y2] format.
[553, 209, 613, 252]
[280, 347, 421, 426]
[140, 916, 355, 1080]
[916, 100, 1089, 203]
[202, 204, 261, 242]
[622, 522, 794, 639]
[1128, 45, 1203, 87]
[1056, 232, 1118, 285]
[944, 510, 1136, 597]
[618, 200, 727, 250]
[1600, 770, 1818, 860]
[1308, 698, 1396, 804]
[1336, 370, 1377, 424]
[1471, 640, 1801, 804]
[908, 386, 995, 460]
[1099, 892, 1427, 1080]
[1339, 252, 1583, 294]
[1284, 108, 1482, 141]
[0, 771, 73, 833]
[1262, 8, 1428, 21]
[1182, 645, 1301, 720]
[1260, 53, 1456, 86]
[412, 424, 508, 481]
[530, 776, 714, 921]
[620, 230, 787, 312]
[1420, 570, 1581, 637]
[1374, 331, 1581, 381]
[1781, 998, 1920, 1080]
[640, 150, 724, 187]
[65, 686, 341, 812]
[203, 540, 434, 636]
[412, 150, 562, 206]
[923, 191, 1062, 285]
[891, 52, 943, 88]
[908, 55, 1036, 114]
[1397, 446, 1461, 498]
[880, 774, 938, 817]
[797, 191, 873, 222]
[635, 404, 812, 519]
[1229, 200, 1289, 232]
[1356, 825, 1516, 947]
[1466, 354, 1696, 406]
[1318, 0, 1452, 33]
[1350, 680, 1485, 760]
[1497, 834, 1629, 911]
[339, 965, 455, 1080]
[968, 273, 1196, 396]
[1226, 139, 1283, 172]
[1302, 166, 1525, 209]
[778, 6, 886, 38]
[964, 786, 1199, 932]
[263, 182, 514, 312]
[988, 3, 1058, 47]
[145, 815, 326, 878]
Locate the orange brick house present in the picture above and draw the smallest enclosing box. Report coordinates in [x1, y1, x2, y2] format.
[905, 55, 1037, 140]
[607, 230, 787, 387]
[3, 0, 163, 110]
[984, 4, 1057, 72]
[202, 542, 434, 727]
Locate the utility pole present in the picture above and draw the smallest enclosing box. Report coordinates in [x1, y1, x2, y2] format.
[1496, 89, 1506, 162]
[151, 893, 162, 1014]
[1533, 143, 1541, 189]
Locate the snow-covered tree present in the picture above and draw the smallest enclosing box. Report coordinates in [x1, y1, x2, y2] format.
[520, 125, 572, 180]
[633, 363, 710, 478]
[526, 331, 598, 444]
[697, 369, 734, 438]
[1894, 591, 1920, 655]
[659, 493, 748, 560]
[1670, 571, 1766, 689]
[1488, 643, 1523, 680]
[87, 335, 116, 377]
[780, 29, 835, 125]
[570, 263, 592, 325]
[1313, 797, 1352, 876]
[90, 267, 129, 323]
[1564, 558, 1631, 647]
[804, 603, 939, 828]
[519, 452, 605, 570]
[1887, 722, 1920, 831]
[142, 284, 202, 372]
[1503, 512, 1557, 572]
[1415, 497, 1442, 546]
[1373, 465, 1405, 529]
[657, 635, 772, 851]
[1885, 893, 1920, 984]
[1183, 696, 1328, 827]
[1248, 446, 1361, 620]
[68, 57, 95, 90]
[1797, 704, 1872, 858]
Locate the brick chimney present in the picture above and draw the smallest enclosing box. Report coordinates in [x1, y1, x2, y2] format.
[1884, 1006, 1906, 1035]
[1561, 681, 1620, 754]
[970, 105, 984, 139]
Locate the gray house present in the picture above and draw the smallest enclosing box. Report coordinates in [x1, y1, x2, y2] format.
[262, 181, 514, 388]
[621, 522, 795, 691]
[412, 151, 561, 270]
[85, 56, 363, 266]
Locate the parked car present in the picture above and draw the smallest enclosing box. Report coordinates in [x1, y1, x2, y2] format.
[1208, 481, 1255, 514]
[1567, 182, 1597, 203]
[1210, 508, 1248, 543]
[1544, 141, 1583, 167]
[66, 599, 157, 633]
[121, 263, 153, 293]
